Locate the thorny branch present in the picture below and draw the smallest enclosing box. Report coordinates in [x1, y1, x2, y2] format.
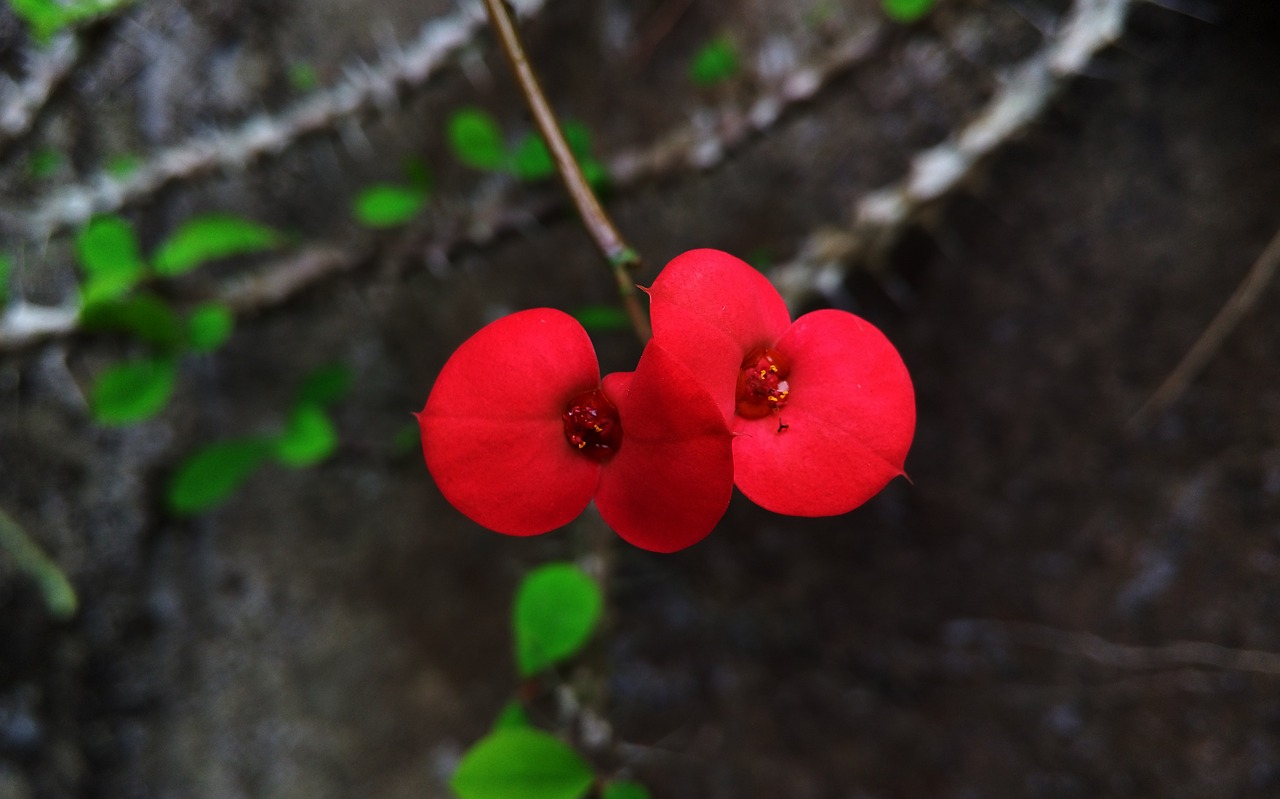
[770, 0, 1137, 308]
[0, 22, 885, 351]
[956, 619, 1280, 677]
[1127, 223, 1280, 432]
[0, 0, 1144, 350]
[6, 0, 548, 242]
[0, 34, 82, 157]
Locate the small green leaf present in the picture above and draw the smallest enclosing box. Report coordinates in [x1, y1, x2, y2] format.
[492, 701, 531, 731]
[578, 157, 609, 192]
[28, 147, 62, 179]
[288, 62, 319, 92]
[513, 562, 602, 677]
[509, 134, 556, 181]
[274, 404, 338, 467]
[296, 363, 353, 407]
[75, 216, 146, 305]
[391, 422, 420, 456]
[186, 303, 234, 353]
[12, 0, 133, 41]
[882, 0, 936, 23]
[403, 156, 433, 191]
[89, 356, 177, 425]
[0, 254, 11, 307]
[562, 122, 593, 159]
[451, 728, 594, 799]
[352, 184, 428, 228]
[0, 506, 78, 621]
[11, 0, 66, 41]
[570, 305, 631, 332]
[448, 108, 507, 171]
[602, 781, 652, 799]
[509, 123, 607, 188]
[80, 294, 184, 348]
[152, 214, 283, 276]
[105, 153, 142, 177]
[167, 437, 274, 514]
[690, 36, 738, 87]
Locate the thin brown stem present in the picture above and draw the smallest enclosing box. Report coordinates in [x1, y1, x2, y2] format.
[481, 0, 651, 343]
[1127, 224, 1280, 433]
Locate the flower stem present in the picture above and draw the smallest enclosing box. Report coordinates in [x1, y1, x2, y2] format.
[481, 0, 652, 343]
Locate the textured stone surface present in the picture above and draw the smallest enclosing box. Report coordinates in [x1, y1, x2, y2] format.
[1, 0, 1279, 797]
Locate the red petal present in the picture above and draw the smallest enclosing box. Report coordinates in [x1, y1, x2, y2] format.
[419, 309, 602, 535]
[732, 310, 915, 517]
[648, 249, 792, 421]
[595, 343, 735, 553]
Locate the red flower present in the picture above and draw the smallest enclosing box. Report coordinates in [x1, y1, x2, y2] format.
[647, 249, 915, 517]
[417, 308, 734, 553]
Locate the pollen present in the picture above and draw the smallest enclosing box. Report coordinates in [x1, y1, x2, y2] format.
[735, 346, 792, 420]
[562, 388, 623, 462]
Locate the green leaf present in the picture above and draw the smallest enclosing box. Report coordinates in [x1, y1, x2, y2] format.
[89, 356, 178, 425]
[690, 36, 738, 87]
[352, 183, 428, 228]
[296, 363, 353, 407]
[509, 123, 607, 188]
[274, 404, 338, 467]
[11, 0, 65, 40]
[0, 254, 11, 307]
[105, 153, 142, 177]
[152, 214, 283, 276]
[186, 303, 234, 352]
[509, 134, 556, 181]
[391, 422, 421, 456]
[28, 147, 62, 179]
[451, 729, 594, 799]
[882, 0, 936, 23]
[562, 122, 594, 159]
[12, 0, 134, 42]
[288, 62, 319, 92]
[403, 156, 433, 191]
[570, 304, 631, 332]
[75, 216, 146, 305]
[167, 437, 274, 515]
[448, 108, 507, 171]
[513, 562, 602, 677]
[492, 701, 531, 731]
[602, 781, 651, 799]
[79, 294, 184, 348]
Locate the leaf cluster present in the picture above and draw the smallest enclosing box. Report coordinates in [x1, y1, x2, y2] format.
[166, 364, 352, 514]
[74, 213, 283, 425]
[447, 109, 608, 190]
[450, 562, 649, 799]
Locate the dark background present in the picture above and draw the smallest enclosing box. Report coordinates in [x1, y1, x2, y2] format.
[2, 0, 1280, 796]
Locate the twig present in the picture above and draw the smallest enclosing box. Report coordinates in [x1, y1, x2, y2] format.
[770, 0, 1136, 307]
[957, 618, 1280, 677]
[0, 506, 78, 620]
[0, 34, 82, 157]
[1127, 224, 1280, 432]
[10, 0, 548, 242]
[481, 0, 651, 342]
[0, 25, 884, 353]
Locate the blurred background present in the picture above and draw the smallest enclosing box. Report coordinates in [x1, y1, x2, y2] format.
[2, 0, 1279, 796]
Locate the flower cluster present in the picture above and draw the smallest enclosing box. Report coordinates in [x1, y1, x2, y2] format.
[417, 249, 915, 552]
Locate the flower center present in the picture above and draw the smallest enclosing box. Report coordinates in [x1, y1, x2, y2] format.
[562, 388, 622, 462]
[735, 346, 791, 419]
